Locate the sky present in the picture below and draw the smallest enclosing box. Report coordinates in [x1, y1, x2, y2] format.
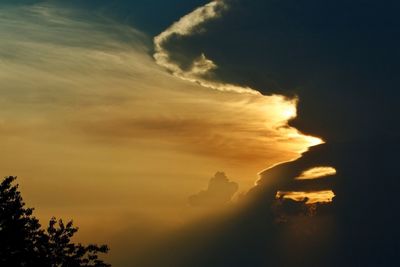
[1, 0, 400, 266]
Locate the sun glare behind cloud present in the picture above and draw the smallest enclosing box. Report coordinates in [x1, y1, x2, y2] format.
[296, 167, 337, 180]
[276, 190, 335, 204]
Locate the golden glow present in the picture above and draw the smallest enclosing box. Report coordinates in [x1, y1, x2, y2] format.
[0, 4, 328, 259]
[0, 3, 325, 224]
[296, 166, 337, 180]
[281, 104, 297, 120]
[276, 190, 335, 204]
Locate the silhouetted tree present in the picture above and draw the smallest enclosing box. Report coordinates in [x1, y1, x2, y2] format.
[0, 176, 110, 267]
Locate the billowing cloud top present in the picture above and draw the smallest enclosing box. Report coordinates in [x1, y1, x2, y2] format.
[189, 172, 238, 206]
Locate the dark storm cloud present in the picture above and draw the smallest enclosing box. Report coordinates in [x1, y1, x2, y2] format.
[188, 172, 238, 206]
[159, 0, 400, 140]
[130, 1, 400, 266]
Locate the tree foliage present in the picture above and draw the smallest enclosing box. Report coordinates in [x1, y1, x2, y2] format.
[0, 176, 110, 267]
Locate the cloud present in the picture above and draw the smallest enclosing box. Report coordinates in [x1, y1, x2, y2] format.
[0, 2, 322, 194]
[153, 0, 226, 73]
[188, 172, 238, 206]
[0, 1, 322, 234]
[153, 0, 259, 95]
[150, 0, 323, 184]
[276, 190, 335, 204]
[0, 3, 330, 265]
[130, 1, 400, 266]
[295, 166, 337, 180]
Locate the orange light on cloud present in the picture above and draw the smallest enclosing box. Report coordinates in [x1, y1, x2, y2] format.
[276, 190, 335, 204]
[295, 167, 337, 180]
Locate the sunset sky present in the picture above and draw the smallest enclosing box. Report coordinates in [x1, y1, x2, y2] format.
[1, 1, 399, 266]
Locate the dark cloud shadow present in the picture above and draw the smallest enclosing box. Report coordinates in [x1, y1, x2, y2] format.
[129, 156, 336, 267]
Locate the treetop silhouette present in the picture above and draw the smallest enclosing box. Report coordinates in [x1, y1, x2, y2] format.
[0, 176, 110, 267]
